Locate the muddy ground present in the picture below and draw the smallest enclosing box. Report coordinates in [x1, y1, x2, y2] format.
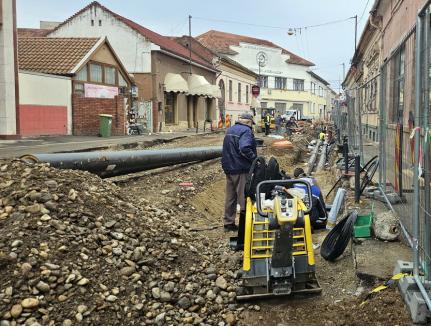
[113, 132, 412, 325]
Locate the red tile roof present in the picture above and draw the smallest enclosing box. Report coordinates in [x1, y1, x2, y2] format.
[50, 2, 216, 71]
[18, 37, 100, 75]
[196, 30, 314, 66]
[18, 28, 52, 37]
[172, 35, 257, 77]
[170, 36, 216, 63]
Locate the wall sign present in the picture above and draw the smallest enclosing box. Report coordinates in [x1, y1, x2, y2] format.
[256, 51, 268, 67]
[251, 85, 260, 96]
[84, 83, 118, 99]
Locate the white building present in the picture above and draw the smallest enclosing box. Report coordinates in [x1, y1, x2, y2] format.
[198, 30, 333, 120]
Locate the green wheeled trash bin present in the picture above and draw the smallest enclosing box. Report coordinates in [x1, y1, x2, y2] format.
[99, 114, 113, 137]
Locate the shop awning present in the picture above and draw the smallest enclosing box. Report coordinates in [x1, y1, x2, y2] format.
[188, 74, 213, 97]
[211, 85, 222, 98]
[164, 73, 189, 93]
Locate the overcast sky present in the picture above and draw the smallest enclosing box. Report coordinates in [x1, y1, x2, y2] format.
[17, 0, 374, 91]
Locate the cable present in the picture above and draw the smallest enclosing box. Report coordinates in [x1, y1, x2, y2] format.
[320, 210, 358, 261]
[359, 0, 371, 23]
[193, 16, 355, 32]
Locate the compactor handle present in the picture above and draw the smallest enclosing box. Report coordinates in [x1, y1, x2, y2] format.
[255, 180, 313, 216]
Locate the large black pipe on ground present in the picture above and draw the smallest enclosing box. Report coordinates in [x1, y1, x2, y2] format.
[21, 146, 222, 178]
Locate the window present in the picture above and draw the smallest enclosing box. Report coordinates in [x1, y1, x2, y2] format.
[91, 19, 94, 26]
[261, 102, 268, 109]
[165, 92, 176, 124]
[89, 63, 102, 83]
[258, 75, 268, 88]
[274, 77, 287, 89]
[392, 46, 405, 123]
[98, 20, 102, 26]
[275, 102, 286, 111]
[118, 72, 127, 87]
[293, 79, 304, 91]
[292, 103, 303, 114]
[310, 82, 316, 94]
[319, 86, 323, 97]
[104, 66, 116, 85]
[246, 85, 249, 103]
[310, 103, 315, 113]
[76, 66, 87, 81]
[238, 83, 242, 103]
[229, 80, 233, 102]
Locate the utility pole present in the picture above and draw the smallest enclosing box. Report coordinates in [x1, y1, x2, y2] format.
[354, 15, 358, 53]
[188, 15, 192, 75]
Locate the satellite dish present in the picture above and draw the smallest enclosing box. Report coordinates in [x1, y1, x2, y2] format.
[287, 28, 295, 36]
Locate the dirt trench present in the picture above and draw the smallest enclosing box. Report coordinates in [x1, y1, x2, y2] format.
[115, 132, 412, 325]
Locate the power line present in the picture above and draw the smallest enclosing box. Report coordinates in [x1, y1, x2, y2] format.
[193, 16, 355, 32]
[359, 0, 371, 22]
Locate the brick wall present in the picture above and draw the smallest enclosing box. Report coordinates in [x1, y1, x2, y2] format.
[72, 94, 125, 136]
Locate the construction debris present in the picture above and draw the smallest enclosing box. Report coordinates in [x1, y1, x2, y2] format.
[373, 211, 400, 241]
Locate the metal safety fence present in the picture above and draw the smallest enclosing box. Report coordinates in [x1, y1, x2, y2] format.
[334, 2, 431, 320]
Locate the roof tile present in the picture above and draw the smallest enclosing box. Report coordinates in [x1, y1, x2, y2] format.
[50, 1, 216, 71]
[18, 28, 52, 37]
[18, 37, 100, 75]
[196, 30, 314, 66]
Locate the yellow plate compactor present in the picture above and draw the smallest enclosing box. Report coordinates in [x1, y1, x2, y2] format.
[238, 179, 322, 300]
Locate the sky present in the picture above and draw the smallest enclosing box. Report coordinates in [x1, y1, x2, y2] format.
[17, 0, 374, 91]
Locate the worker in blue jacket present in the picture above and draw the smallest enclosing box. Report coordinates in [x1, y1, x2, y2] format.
[222, 112, 257, 247]
[293, 167, 327, 229]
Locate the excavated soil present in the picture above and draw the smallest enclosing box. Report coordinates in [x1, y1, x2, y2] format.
[118, 131, 412, 325]
[0, 130, 413, 325]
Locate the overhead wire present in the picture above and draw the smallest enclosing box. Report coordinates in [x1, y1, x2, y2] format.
[192, 16, 356, 32]
[358, 0, 371, 23]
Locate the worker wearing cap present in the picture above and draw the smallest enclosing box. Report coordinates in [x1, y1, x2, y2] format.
[222, 112, 257, 243]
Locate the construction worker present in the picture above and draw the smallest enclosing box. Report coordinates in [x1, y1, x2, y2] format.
[285, 116, 298, 137]
[225, 114, 231, 128]
[264, 112, 271, 135]
[293, 167, 327, 229]
[275, 114, 282, 134]
[221, 112, 257, 238]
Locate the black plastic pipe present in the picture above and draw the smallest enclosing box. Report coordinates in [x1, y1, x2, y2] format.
[21, 146, 222, 178]
[354, 155, 361, 203]
[343, 136, 349, 174]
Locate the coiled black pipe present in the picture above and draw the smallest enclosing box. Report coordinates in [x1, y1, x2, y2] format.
[320, 210, 358, 261]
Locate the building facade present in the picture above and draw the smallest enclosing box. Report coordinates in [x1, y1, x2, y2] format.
[216, 56, 257, 124]
[173, 35, 257, 126]
[17, 37, 132, 136]
[49, 1, 218, 132]
[197, 30, 333, 120]
[343, 17, 382, 143]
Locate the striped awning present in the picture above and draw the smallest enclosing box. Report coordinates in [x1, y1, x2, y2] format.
[164, 73, 188, 93]
[188, 74, 213, 97]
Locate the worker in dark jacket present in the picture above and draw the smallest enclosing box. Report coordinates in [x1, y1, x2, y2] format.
[222, 113, 257, 237]
[293, 167, 327, 229]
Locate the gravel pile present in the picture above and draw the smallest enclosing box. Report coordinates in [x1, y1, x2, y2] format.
[0, 160, 241, 325]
